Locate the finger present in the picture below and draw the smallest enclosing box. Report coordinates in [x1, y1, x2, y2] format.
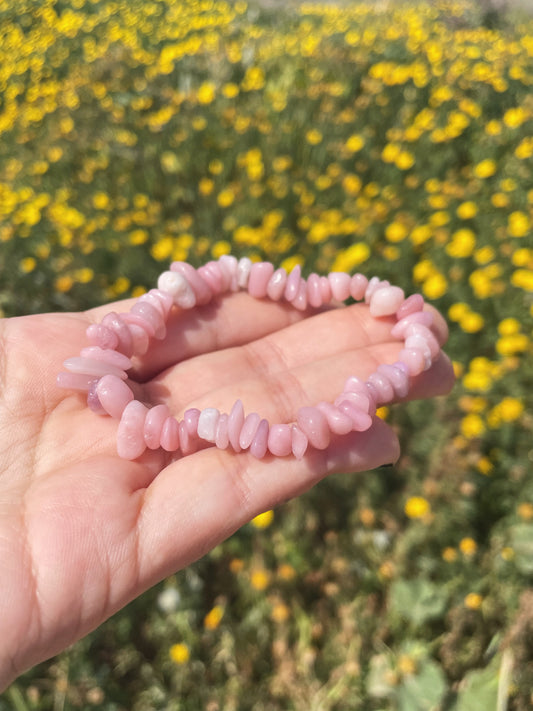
[136, 417, 400, 583]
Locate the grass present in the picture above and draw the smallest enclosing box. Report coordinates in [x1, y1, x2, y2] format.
[1, 0, 532, 708]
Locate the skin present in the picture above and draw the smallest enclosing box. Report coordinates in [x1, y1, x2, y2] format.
[0, 292, 454, 690]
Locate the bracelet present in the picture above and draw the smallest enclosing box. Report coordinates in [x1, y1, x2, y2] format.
[57, 256, 441, 460]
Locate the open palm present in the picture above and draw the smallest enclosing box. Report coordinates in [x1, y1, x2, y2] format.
[0, 292, 454, 689]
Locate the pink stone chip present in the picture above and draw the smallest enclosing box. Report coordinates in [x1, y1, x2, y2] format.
[215, 413, 230, 449]
[296, 406, 330, 450]
[63, 356, 127, 380]
[319, 276, 332, 303]
[334, 390, 372, 415]
[56, 372, 96, 391]
[266, 268, 288, 301]
[198, 261, 225, 294]
[144, 404, 170, 449]
[267, 424, 292, 456]
[250, 418, 269, 459]
[239, 412, 261, 449]
[405, 323, 441, 359]
[366, 371, 395, 404]
[101, 312, 134, 357]
[86, 323, 119, 350]
[291, 425, 308, 459]
[80, 347, 132, 371]
[219, 254, 239, 291]
[178, 419, 197, 455]
[197, 408, 220, 443]
[292, 279, 308, 311]
[306, 273, 322, 308]
[184, 408, 201, 435]
[122, 322, 150, 355]
[365, 277, 389, 303]
[350, 274, 368, 301]
[96, 374, 134, 419]
[161, 417, 180, 452]
[316, 401, 353, 435]
[391, 310, 434, 338]
[328, 272, 351, 302]
[284, 264, 301, 302]
[398, 347, 428, 376]
[170, 262, 212, 305]
[131, 301, 166, 339]
[336, 401, 373, 432]
[228, 399, 244, 452]
[369, 285, 405, 317]
[377, 363, 410, 399]
[248, 262, 275, 298]
[396, 293, 424, 320]
[117, 400, 148, 460]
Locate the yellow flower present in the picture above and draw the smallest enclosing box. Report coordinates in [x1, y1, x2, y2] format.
[460, 312, 484, 333]
[446, 228, 476, 258]
[464, 593, 483, 610]
[459, 537, 477, 556]
[442, 547, 458, 562]
[395, 150, 415, 170]
[508, 211, 530, 238]
[345, 134, 365, 152]
[217, 188, 235, 208]
[92, 192, 110, 210]
[404, 496, 431, 519]
[410, 224, 432, 245]
[511, 269, 533, 291]
[518, 503, 533, 521]
[462, 371, 492, 392]
[496, 334, 529, 356]
[422, 273, 448, 299]
[169, 643, 190, 665]
[498, 397, 524, 422]
[199, 178, 214, 196]
[331, 242, 370, 271]
[456, 201, 478, 219]
[20, 257, 36, 273]
[250, 568, 270, 591]
[271, 601, 290, 623]
[460, 414, 485, 438]
[385, 221, 408, 243]
[498, 318, 521, 336]
[209, 159, 224, 175]
[491, 192, 510, 208]
[251, 510, 274, 529]
[129, 229, 148, 245]
[197, 81, 216, 105]
[55, 275, 74, 293]
[474, 159, 497, 179]
[448, 302, 470, 321]
[204, 605, 224, 630]
[503, 106, 528, 128]
[476, 456, 493, 476]
[222, 82, 239, 98]
[305, 128, 323, 145]
[342, 174, 362, 195]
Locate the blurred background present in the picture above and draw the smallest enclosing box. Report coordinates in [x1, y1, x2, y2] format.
[1, 0, 532, 708]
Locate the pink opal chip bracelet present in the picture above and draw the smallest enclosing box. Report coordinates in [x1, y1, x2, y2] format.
[57, 256, 442, 460]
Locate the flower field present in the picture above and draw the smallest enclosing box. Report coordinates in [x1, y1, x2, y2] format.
[1, 0, 533, 708]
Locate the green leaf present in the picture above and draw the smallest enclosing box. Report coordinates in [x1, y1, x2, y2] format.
[390, 578, 448, 626]
[397, 660, 448, 711]
[454, 654, 501, 711]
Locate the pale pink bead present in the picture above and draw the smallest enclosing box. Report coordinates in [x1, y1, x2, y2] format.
[121, 321, 149, 355]
[184, 408, 201, 435]
[79, 347, 132, 371]
[131, 301, 166, 339]
[343, 375, 366, 394]
[306, 273, 322, 308]
[86, 323, 119, 350]
[96, 374, 134, 419]
[291, 425, 308, 459]
[396, 293, 425, 320]
[121, 312, 155, 338]
[284, 264, 301, 302]
[296, 406, 330, 450]
[237, 257, 253, 289]
[319, 276, 332, 303]
[405, 323, 440, 359]
[364, 277, 389, 304]
[316, 401, 353, 435]
[398, 347, 429, 375]
[101, 312, 134, 356]
[250, 418, 269, 459]
[157, 271, 196, 309]
[215, 413, 230, 449]
[405, 334, 432, 363]
[197, 408, 220, 443]
[117, 400, 148, 460]
[335, 401, 373, 431]
[334, 390, 372, 414]
[87, 380, 106, 414]
[56, 372, 96, 391]
[161, 417, 180, 452]
[369, 285, 405, 317]
[248, 262, 275, 298]
[292, 279, 308, 311]
[239, 412, 261, 449]
[228, 399, 244, 452]
[63, 356, 127, 380]
[266, 268, 288, 301]
[198, 261, 225, 294]
[219, 255, 239, 291]
[178, 419, 197, 455]
[139, 288, 173, 318]
[391, 310, 434, 339]
[366, 371, 395, 404]
[365, 381, 380, 411]
[328, 272, 351, 301]
[350, 273, 368, 301]
[144, 404, 170, 449]
[170, 262, 212, 305]
[267, 424, 292, 456]
[377, 363, 410, 399]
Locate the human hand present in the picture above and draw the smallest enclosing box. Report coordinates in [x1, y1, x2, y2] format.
[0, 291, 454, 689]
